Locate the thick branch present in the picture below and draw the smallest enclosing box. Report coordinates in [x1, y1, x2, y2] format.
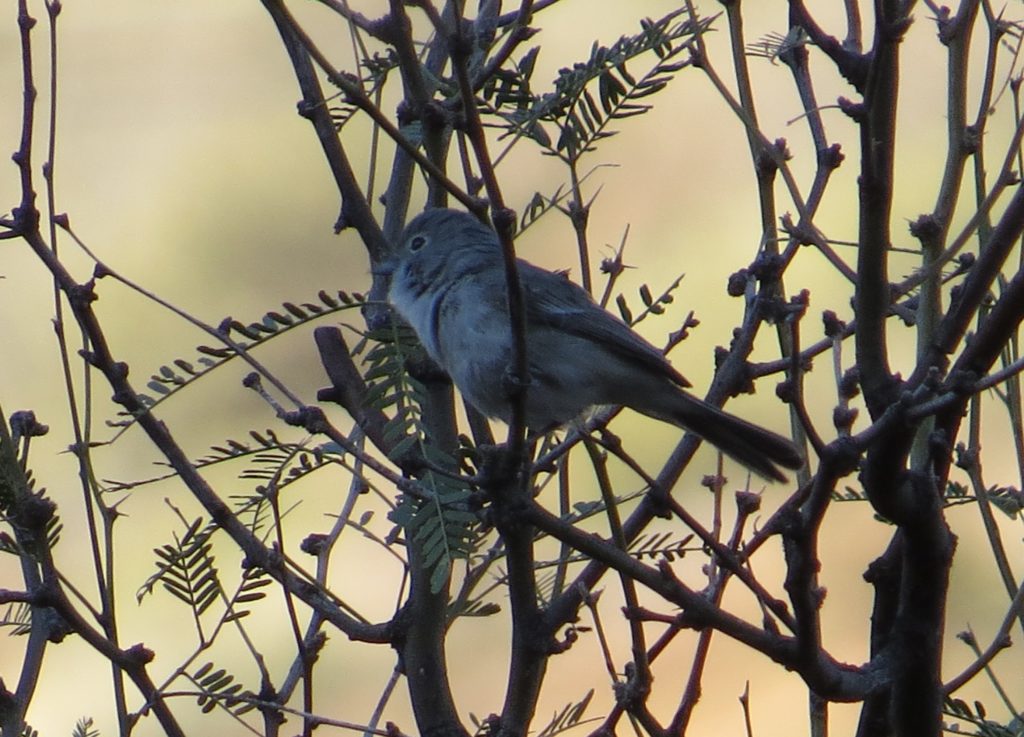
[260, 0, 388, 257]
[526, 500, 879, 701]
[854, 6, 911, 417]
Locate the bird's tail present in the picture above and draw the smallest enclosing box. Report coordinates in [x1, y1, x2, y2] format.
[662, 391, 803, 482]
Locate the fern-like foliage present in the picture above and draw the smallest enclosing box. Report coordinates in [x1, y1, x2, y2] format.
[560, 488, 648, 526]
[529, 532, 701, 606]
[746, 27, 810, 63]
[230, 433, 346, 537]
[109, 290, 364, 436]
[330, 49, 401, 130]
[936, 481, 1023, 517]
[137, 514, 221, 624]
[0, 414, 63, 557]
[358, 327, 479, 593]
[985, 484, 1024, 517]
[191, 661, 257, 716]
[533, 689, 596, 737]
[71, 718, 100, 737]
[484, 8, 709, 163]
[0, 413, 37, 513]
[140, 513, 269, 631]
[222, 566, 272, 624]
[0, 497, 63, 558]
[517, 186, 567, 233]
[0, 602, 32, 636]
[832, 485, 867, 503]
[110, 427, 351, 568]
[614, 273, 685, 328]
[627, 531, 697, 561]
[107, 428, 340, 532]
[944, 696, 1023, 737]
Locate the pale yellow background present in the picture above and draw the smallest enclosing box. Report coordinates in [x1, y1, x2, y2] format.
[1, 1, 1022, 735]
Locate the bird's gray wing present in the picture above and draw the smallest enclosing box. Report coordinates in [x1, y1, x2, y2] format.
[518, 260, 691, 388]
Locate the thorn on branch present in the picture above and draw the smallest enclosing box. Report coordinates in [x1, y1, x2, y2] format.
[76, 349, 98, 369]
[622, 605, 675, 625]
[513, 25, 540, 43]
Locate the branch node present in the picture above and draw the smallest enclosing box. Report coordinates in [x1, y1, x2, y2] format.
[124, 643, 155, 666]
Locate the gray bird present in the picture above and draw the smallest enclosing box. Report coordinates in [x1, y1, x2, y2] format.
[381, 208, 803, 481]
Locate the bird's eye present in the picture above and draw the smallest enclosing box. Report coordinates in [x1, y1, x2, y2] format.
[409, 235, 428, 252]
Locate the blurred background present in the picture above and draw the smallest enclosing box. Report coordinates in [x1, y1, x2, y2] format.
[1, 1, 1021, 735]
